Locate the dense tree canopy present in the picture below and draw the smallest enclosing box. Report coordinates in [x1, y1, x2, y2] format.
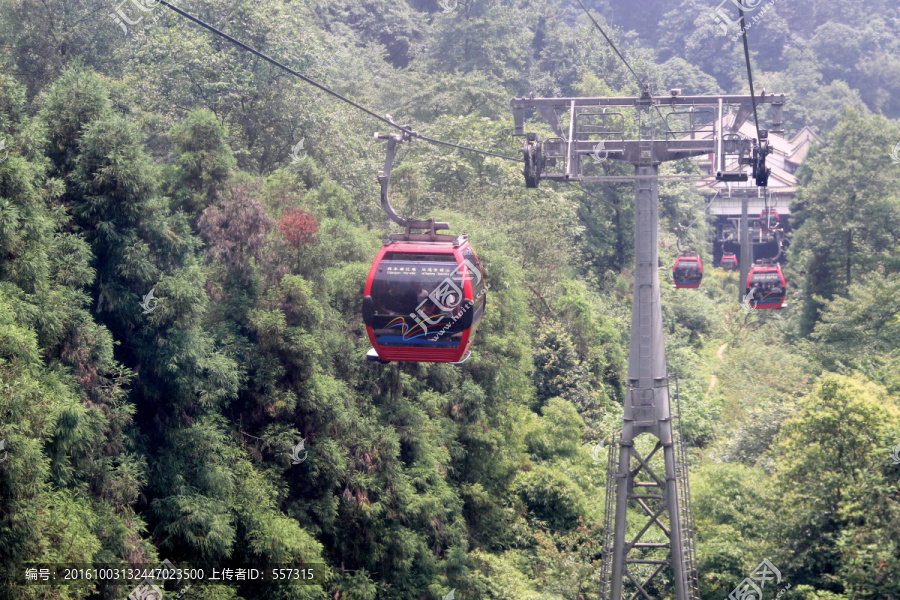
[0, 1, 898, 599]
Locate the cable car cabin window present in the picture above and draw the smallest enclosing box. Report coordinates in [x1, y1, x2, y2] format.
[674, 262, 701, 278]
[369, 254, 475, 348]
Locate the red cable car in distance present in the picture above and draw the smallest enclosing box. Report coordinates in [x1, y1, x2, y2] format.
[745, 262, 786, 309]
[673, 254, 703, 288]
[720, 253, 738, 271]
[760, 208, 780, 232]
[363, 126, 487, 364]
[363, 237, 486, 363]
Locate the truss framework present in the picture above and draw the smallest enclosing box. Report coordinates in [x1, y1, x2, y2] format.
[513, 90, 785, 600]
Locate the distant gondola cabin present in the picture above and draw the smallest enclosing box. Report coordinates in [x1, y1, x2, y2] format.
[720, 253, 738, 271]
[760, 209, 780, 232]
[673, 255, 703, 288]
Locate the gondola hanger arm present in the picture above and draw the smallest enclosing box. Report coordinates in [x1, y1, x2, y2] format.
[375, 118, 450, 235]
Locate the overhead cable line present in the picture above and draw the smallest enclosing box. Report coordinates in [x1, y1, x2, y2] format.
[574, 0, 641, 87]
[154, 0, 522, 163]
[573, 0, 669, 134]
[734, 10, 787, 272]
[736, 7, 762, 140]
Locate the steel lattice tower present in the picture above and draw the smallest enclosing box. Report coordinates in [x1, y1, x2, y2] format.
[602, 161, 699, 600]
[512, 88, 784, 600]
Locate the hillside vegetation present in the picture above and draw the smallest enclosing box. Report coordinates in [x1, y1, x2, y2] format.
[0, 0, 898, 599]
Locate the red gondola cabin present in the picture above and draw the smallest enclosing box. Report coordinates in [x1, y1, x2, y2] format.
[760, 208, 780, 232]
[362, 237, 486, 363]
[673, 254, 703, 288]
[745, 263, 786, 309]
[720, 253, 738, 271]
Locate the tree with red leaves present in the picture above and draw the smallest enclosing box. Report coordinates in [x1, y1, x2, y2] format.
[277, 207, 319, 271]
[278, 207, 319, 249]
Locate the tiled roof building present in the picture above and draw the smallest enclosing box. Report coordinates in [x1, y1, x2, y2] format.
[686, 115, 818, 262]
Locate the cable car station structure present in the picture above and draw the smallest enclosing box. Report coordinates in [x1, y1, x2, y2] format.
[512, 87, 785, 600]
[696, 120, 816, 263]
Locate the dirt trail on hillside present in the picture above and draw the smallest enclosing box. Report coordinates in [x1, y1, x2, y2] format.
[708, 342, 728, 393]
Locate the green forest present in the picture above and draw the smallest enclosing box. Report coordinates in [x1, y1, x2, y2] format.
[1, 0, 899, 598]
